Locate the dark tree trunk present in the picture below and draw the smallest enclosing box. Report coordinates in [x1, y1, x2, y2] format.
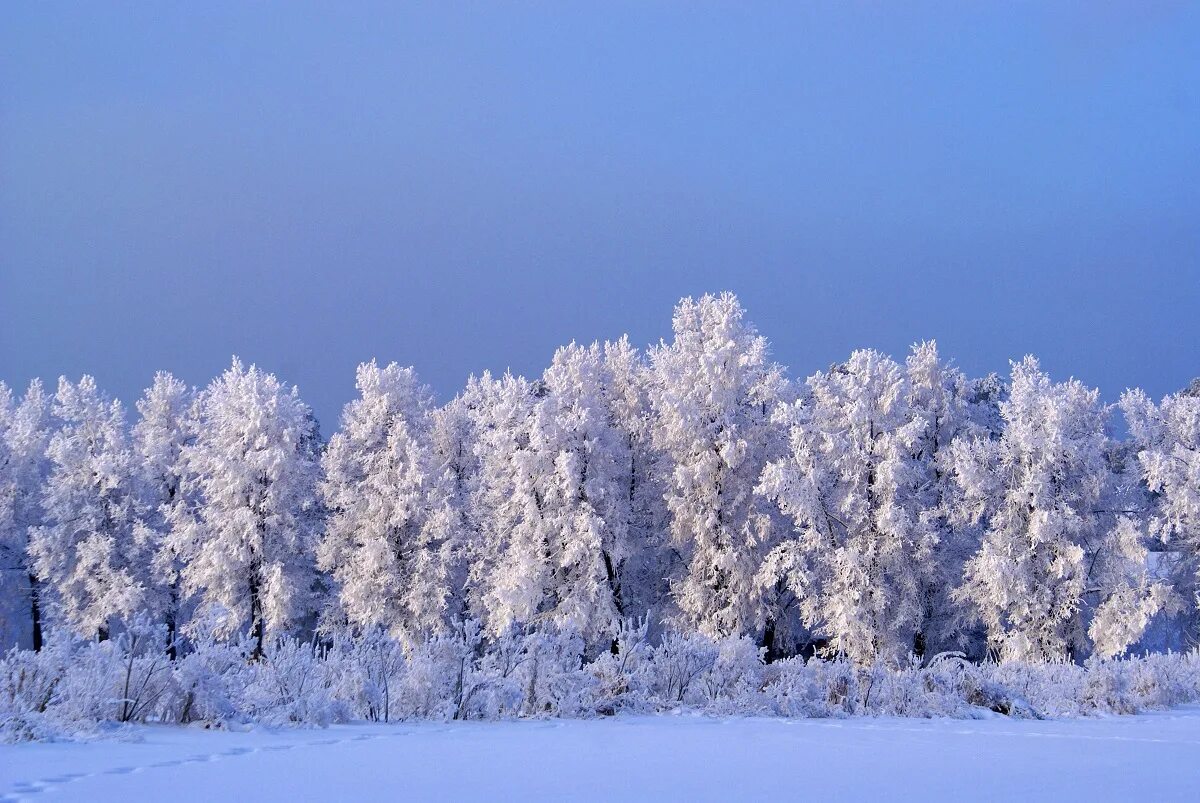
[249, 572, 265, 660]
[166, 610, 178, 661]
[29, 573, 42, 652]
[761, 619, 778, 663]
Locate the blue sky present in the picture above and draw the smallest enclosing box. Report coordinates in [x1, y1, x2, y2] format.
[2, 3, 1198, 429]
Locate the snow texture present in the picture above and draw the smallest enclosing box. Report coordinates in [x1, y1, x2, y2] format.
[3, 709, 1200, 802]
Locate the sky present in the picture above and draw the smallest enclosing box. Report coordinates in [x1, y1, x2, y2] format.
[2, 3, 1198, 430]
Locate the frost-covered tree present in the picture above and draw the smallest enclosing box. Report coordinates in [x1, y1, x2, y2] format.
[28, 377, 144, 639]
[319, 361, 458, 642]
[757, 349, 936, 663]
[951, 358, 1167, 661]
[424, 392, 478, 627]
[131, 372, 196, 651]
[527, 342, 633, 650]
[0, 380, 53, 649]
[1120, 382, 1200, 638]
[174, 359, 321, 655]
[603, 336, 672, 629]
[466, 372, 549, 638]
[648, 293, 790, 642]
[905, 342, 1002, 655]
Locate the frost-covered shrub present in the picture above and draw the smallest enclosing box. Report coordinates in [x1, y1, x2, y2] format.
[586, 619, 653, 715]
[647, 632, 719, 705]
[170, 635, 251, 725]
[6, 627, 1200, 740]
[1126, 651, 1200, 709]
[452, 621, 523, 720]
[990, 657, 1083, 718]
[516, 629, 593, 718]
[696, 636, 766, 713]
[762, 657, 846, 718]
[328, 629, 408, 722]
[239, 638, 348, 726]
[0, 637, 73, 741]
[105, 617, 176, 724]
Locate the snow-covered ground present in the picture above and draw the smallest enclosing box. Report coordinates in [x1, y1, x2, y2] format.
[4, 710, 1200, 802]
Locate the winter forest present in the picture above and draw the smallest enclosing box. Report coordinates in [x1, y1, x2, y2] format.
[4, 292, 1200, 738]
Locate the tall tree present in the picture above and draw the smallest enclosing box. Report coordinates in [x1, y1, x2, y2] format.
[758, 349, 936, 663]
[648, 293, 789, 642]
[603, 336, 672, 630]
[175, 359, 321, 656]
[905, 342, 1002, 656]
[952, 357, 1166, 661]
[423, 392, 477, 628]
[1119, 382, 1200, 642]
[532, 342, 633, 650]
[29, 377, 144, 639]
[318, 361, 458, 642]
[467, 372, 547, 638]
[131, 372, 196, 654]
[0, 380, 53, 649]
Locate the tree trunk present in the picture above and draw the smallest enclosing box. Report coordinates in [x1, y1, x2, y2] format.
[761, 619, 777, 663]
[249, 572, 265, 660]
[29, 573, 42, 652]
[166, 609, 178, 661]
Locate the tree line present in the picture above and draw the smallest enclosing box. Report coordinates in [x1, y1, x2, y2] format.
[2, 292, 1198, 665]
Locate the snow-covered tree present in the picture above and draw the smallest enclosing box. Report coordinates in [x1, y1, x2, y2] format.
[466, 372, 547, 638]
[757, 349, 936, 663]
[1120, 382, 1200, 638]
[527, 342, 633, 650]
[951, 357, 1167, 661]
[603, 336, 672, 629]
[173, 359, 322, 655]
[905, 342, 1001, 655]
[131, 372, 196, 651]
[648, 293, 790, 643]
[319, 361, 459, 642]
[28, 377, 144, 639]
[416, 391, 479, 632]
[0, 380, 53, 649]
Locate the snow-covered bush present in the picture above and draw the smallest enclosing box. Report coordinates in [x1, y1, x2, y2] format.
[169, 634, 250, 726]
[514, 628, 594, 718]
[239, 638, 348, 727]
[5, 630, 1200, 740]
[329, 629, 408, 723]
[696, 636, 766, 713]
[0, 637, 72, 742]
[646, 631, 719, 705]
[586, 618, 653, 715]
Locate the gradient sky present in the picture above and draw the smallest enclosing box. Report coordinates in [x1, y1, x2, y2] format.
[3, 3, 1198, 430]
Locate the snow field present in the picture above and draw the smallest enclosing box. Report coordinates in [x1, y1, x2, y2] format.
[4, 709, 1200, 802]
